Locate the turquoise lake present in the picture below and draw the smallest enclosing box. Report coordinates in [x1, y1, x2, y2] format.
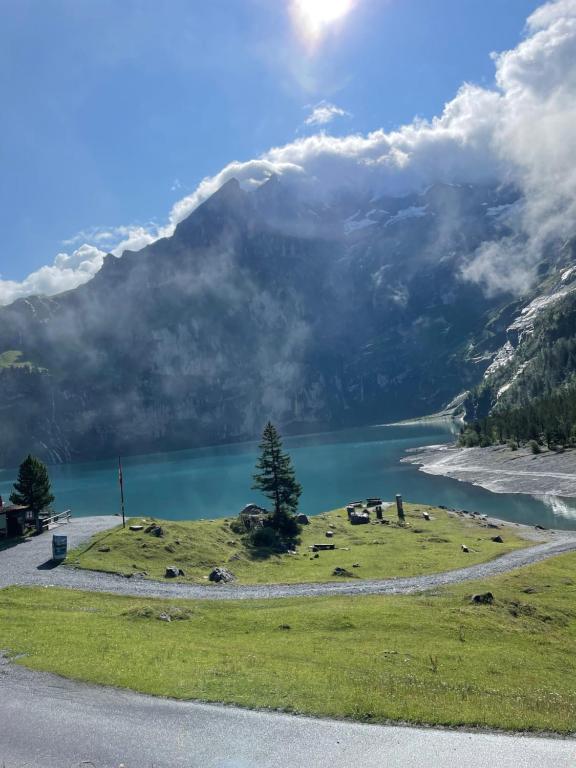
[1, 424, 575, 529]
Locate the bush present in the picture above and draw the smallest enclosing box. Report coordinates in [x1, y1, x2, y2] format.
[229, 518, 248, 535]
[529, 439, 541, 455]
[458, 430, 480, 448]
[507, 439, 518, 451]
[249, 526, 282, 550]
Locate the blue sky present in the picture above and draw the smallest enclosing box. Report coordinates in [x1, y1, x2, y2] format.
[0, 0, 543, 283]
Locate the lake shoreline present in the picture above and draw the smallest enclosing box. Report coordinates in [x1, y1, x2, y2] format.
[403, 443, 576, 500]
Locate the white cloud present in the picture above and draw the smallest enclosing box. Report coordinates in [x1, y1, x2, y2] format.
[304, 101, 351, 126]
[3, 0, 576, 305]
[0, 244, 106, 306]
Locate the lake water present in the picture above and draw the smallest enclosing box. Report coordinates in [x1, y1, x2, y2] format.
[1, 423, 575, 529]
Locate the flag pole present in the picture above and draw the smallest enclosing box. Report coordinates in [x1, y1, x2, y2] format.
[118, 456, 126, 529]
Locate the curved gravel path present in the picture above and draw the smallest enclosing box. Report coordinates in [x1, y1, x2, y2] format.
[2, 515, 576, 600]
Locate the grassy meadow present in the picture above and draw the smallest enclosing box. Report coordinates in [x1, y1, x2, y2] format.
[67, 504, 530, 584]
[1, 550, 576, 732]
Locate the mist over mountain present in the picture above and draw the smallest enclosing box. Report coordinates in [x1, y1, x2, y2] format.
[0, 172, 571, 465]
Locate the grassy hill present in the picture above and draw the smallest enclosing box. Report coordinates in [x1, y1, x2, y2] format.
[68, 504, 530, 585]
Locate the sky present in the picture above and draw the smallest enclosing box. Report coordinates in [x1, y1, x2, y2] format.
[0, 0, 565, 301]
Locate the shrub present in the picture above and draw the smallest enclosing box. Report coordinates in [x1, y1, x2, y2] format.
[529, 439, 541, 455]
[250, 526, 282, 550]
[229, 518, 248, 535]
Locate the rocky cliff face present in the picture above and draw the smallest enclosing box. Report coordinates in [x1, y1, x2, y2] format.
[0, 176, 567, 465]
[464, 237, 576, 419]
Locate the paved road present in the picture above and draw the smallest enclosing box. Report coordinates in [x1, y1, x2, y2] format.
[2, 516, 576, 600]
[0, 658, 574, 768]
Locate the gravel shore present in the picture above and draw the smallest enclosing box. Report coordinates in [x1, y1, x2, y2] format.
[403, 444, 576, 498]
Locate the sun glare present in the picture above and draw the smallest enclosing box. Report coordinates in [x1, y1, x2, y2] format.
[291, 0, 355, 46]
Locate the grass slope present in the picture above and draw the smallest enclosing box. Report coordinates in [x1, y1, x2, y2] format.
[1, 552, 576, 732]
[0, 350, 29, 369]
[67, 504, 529, 585]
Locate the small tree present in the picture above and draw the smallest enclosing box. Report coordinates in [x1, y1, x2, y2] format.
[252, 422, 302, 542]
[10, 454, 55, 521]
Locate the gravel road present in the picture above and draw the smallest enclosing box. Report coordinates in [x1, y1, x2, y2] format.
[2, 515, 576, 600]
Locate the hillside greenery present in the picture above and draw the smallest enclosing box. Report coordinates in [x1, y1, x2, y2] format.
[460, 385, 576, 449]
[2, 549, 576, 732]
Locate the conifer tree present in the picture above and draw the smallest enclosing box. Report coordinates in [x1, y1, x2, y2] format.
[252, 422, 302, 540]
[10, 454, 55, 518]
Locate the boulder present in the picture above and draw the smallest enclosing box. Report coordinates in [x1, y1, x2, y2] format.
[145, 524, 164, 537]
[165, 566, 180, 578]
[209, 567, 235, 584]
[326, 530, 334, 538]
[333, 567, 352, 577]
[461, 544, 469, 553]
[491, 535, 504, 543]
[296, 514, 310, 524]
[97, 546, 111, 553]
[471, 592, 494, 605]
[129, 525, 144, 532]
[158, 613, 172, 622]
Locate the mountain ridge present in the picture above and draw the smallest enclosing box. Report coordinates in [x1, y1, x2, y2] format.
[0, 177, 572, 465]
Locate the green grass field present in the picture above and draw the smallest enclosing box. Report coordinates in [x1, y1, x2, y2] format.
[67, 504, 530, 584]
[1, 551, 576, 732]
[0, 350, 29, 369]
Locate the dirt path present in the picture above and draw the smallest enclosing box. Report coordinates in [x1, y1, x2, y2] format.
[1, 516, 576, 601]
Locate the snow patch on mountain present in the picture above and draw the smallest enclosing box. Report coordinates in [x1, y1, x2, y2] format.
[497, 362, 528, 399]
[343, 211, 379, 235]
[384, 205, 429, 228]
[484, 340, 516, 379]
[508, 286, 576, 336]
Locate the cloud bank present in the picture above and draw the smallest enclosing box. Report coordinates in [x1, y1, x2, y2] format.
[3, 0, 576, 305]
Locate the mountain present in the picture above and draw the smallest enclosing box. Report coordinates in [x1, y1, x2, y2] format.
[0, 176, 573, 465]
[464, 237, 576, 419]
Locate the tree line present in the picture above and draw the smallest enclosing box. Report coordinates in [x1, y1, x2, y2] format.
[459, 385, 576, 450]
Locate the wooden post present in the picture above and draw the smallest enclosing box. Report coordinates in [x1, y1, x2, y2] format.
[118, 457, 126, 529]
[396, 494, 405, 522]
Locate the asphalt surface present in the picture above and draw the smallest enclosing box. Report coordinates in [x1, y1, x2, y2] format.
[0, 658, 575, 768]
[2, 516, 576, 766]
[2, 516, 576, 600]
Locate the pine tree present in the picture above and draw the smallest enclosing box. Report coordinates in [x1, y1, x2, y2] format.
[252, 422, 302, 540]
[10, 454, 55, 518]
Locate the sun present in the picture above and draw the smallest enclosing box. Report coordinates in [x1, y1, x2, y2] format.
[291, 0, 355, 46]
